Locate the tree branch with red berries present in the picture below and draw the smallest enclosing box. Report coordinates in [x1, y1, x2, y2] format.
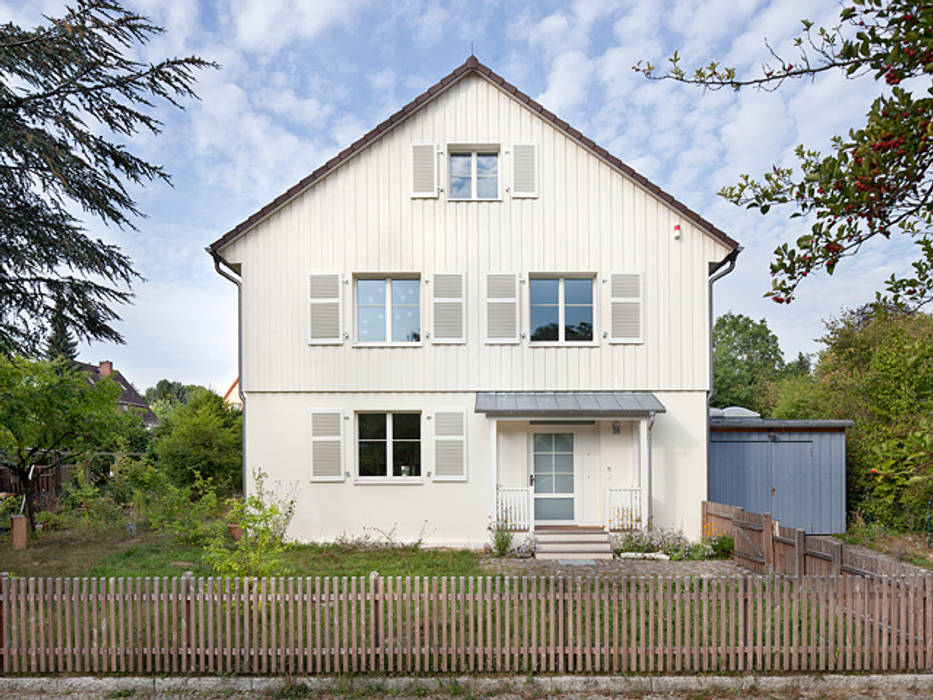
[636, 0, 933, 309]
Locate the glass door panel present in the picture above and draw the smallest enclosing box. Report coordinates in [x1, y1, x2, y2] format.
[533, 433, 574, 521]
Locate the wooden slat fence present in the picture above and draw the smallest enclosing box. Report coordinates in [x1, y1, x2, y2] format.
[703, 501, 930, 578]
[2, 571, 932, 674]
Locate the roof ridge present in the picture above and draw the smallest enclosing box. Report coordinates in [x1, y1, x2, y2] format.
[209, 57, 738, 253]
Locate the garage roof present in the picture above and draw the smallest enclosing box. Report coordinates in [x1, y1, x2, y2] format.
[475, 391, 665, 417]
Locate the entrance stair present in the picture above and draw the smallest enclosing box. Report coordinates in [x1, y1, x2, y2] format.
[534, 526, 613, 560]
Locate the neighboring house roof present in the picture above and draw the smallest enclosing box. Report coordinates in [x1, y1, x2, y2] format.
[209, 56, 740, 255]
[475, 391, 666, 417]
[78, 361, 159, 426]
[223, 378, 242, 407]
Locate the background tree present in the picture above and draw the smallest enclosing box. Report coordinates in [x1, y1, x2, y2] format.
[43, 305, 78, 364]
[150, 387, 242, 493]
[773, 307, 933, 526]
[711, 312, 806, 415]
[636, 0, 933, 309]
[0, 357, 122, 530]
[0, 1, 214, 355]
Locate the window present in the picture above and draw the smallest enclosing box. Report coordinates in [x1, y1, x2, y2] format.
[449, 151, 499, 199]
[358, 412, 421, 478]
[529, 277, 594, 342]
[356, 278, 421, 343]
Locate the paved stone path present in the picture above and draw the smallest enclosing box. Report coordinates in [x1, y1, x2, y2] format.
[480, 555, 744, 577]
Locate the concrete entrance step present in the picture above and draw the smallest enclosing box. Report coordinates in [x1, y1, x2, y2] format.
[533, 526, 613, 560]
[536, 551, 614, 561]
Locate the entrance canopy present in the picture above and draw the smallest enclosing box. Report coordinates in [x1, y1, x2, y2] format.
[475, 391, 665, 418]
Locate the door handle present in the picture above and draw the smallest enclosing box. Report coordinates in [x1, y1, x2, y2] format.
[770, 485, 775, 496]
[529, 474, 535, 486]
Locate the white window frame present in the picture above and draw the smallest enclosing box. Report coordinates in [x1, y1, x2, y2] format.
[447, 148, 501, 201]
[528, 274, 597, 345]
[354, 276, 423, 346]
[354, 411, 424, 484]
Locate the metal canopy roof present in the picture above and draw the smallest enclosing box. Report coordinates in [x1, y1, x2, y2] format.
[475, 391, 666, 417]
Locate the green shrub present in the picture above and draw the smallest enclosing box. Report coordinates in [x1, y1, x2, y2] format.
[707, 533, 734, 559]
[132, 467, 224, 546]
[202, 468, 296, 577]
[39, 468, 124, 532]
[487, 519, 513, 556]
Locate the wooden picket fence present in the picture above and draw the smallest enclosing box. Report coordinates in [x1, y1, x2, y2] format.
[703, 501, 929, 578]
[2, 571, 933, 674]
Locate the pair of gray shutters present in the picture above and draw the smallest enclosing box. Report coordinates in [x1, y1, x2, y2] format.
[310, 411, 466, 482]
[309, 274, 465, 344]
[486, 273, 644, 343]
[412, 144, 538, 198]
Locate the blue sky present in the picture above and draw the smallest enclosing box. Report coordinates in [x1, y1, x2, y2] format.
[7, 0, 907, 392]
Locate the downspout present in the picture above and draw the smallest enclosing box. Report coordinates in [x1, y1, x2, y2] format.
[706, 247, 741, 504]
[208, 248, 247, 497]
[707, 247, 741, 405]
[647, 412, 655, 528]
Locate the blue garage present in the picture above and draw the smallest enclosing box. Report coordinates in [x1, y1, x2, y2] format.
[708, 407, 853, 534]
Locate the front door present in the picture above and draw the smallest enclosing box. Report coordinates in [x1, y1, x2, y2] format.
[532, 432, 576, 523]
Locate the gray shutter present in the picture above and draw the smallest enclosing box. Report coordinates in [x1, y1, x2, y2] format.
[433, 411, 466, 480]
[309, 274, 342, 344]
[411, 143, 437, 198]
[432, 273, 465, 343]
[609, 272, 643, 343]
[485, 273, 519, 343]
[311, 411, 344, 481]
[511, 143, 538, 198]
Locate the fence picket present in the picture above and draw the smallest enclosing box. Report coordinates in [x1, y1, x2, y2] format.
[2, 570, 933, 675]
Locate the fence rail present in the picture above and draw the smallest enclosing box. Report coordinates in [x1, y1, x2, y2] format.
[496, 487, 533, 532]
[606, 487, 642, 531]
[2, 570, 932, 675]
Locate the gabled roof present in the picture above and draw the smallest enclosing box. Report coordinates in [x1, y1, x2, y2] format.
[78, 362, 159, 426]
[209, 56, 739, 254]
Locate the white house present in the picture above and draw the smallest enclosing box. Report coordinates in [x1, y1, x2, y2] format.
[208, 57, 740, 553]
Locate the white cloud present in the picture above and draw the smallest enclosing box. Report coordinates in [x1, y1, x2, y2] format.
[537, 51, 593, 116]
[225, 0, 370, 53]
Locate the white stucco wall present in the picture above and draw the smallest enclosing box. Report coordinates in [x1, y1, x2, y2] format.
[245, 389, 708, 546]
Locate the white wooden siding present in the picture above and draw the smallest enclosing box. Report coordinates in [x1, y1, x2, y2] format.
[223, 73, 733, 393]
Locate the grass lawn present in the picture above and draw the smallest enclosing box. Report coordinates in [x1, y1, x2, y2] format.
[1, 526, 485, 579]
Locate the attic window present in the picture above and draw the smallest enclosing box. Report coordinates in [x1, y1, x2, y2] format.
[449, 148, 499, 200]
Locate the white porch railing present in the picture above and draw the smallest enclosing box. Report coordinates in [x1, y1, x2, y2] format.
[496, 486, 534, 532]
[606, 487, 643, 531]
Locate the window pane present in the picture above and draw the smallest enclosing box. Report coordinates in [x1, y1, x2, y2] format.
[554, 433, 574, 452]
[530, 278, 559, 304]
[357, 306, 386, 342]
[392, 441, 421, 476]
[449, 153, 472, 176]
[533, 452, 553, 475]
[476, 176, 498, 199]
[554, 453, 574, 473]
[476, 153, 498, 175]
[392, 413, 420, 440]
[357, 279, 385, 305]
[358, 413, 386, 439]
[449, 176, 471, 199]
[535, 498, 573, 520]
[534, 473, 554, 494]
[391, 279, 420, 305]
[530, 306, 559, 341]
[391, 308, 420, 342]
[564, 278, 593, 304]
[565, 305, 593, 341]
[359, 441, 387, 477]
[533, 434, 553, 452]
[555, 475, 574, 493]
